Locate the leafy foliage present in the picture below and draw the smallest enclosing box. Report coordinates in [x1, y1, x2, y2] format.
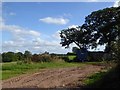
[2, 52, 17, 62]
[60, 6, 120, 57]
[82, 6, 120, 61]
[82, 7, 120, 50]
[60, 26, 91, 49]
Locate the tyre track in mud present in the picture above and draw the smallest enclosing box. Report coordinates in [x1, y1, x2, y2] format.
[2, 65, 104, 88]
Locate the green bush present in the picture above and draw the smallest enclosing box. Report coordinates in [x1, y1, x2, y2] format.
[32, 54, 64, 63]
[61, 56, 69, 62]
[61, 55, 78, 62]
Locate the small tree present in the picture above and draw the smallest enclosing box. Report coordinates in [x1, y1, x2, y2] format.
[24, 50, 32, 63]
[2, 52, 16, 62]
[31, 54, 40, 62]
[16, 52, 24, 61]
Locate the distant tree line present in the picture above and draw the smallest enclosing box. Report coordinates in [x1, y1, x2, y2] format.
[1, 51, 31, 62]
[1, 51, 64, 63]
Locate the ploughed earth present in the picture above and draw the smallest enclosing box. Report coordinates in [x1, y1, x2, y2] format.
[2, 64, 106, 88]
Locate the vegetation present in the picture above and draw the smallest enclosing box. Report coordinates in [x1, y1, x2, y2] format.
[60, 25, 88, 49]
[1, 6, 120, 89]
[83, 72, 107, 86]
[59, 6, 120, 88]
[2, 61, 90, 80]
[60, 6, 120, 61]
[1, 50, 64, 63]
[82, 6, 120, 61]
[2, 52, 18, 62]
[68, 55, 76, 61]
[83, 63, 120, 88]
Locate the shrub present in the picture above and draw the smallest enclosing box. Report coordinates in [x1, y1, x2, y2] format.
[31, 54, 40, 62]
[39, 54, 51, 62]
[61, 56, 69, 62]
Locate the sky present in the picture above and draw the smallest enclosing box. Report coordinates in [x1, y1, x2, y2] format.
[1, 0, 120, 54]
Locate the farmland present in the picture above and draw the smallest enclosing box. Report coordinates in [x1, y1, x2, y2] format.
[2, 2, 120, 88]
[2, 61, 86, 80]
[2, 61, 105, 80]
[2, 61, 110, 88]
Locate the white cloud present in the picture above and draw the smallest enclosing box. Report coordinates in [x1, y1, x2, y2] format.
[2, 36, 69, 54]
[113, 0, 120, 7]
[68, 25, 79, 28]
[1, 16, 70, 54]
[32, 37, 60, 47]
[39, 17, 69, 25]
[0, 17, 3, 53]
[3, 32, 71, 53]
[15, 50, 20, 52]
[2, 22, 70, 53]
[2, 24, 41, 37]
[2, 19, 43, 53]
[29, 30, 41, 36]
[31, 39, 70, 54]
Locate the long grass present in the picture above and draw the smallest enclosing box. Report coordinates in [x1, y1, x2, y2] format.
[2, 61, 87, 80]
[83, 71, 106, 86]
[82, 63, 119, 88]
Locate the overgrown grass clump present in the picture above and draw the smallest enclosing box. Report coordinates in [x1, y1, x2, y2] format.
[83, 71, 106, 86]
[83, 63, 120, 88]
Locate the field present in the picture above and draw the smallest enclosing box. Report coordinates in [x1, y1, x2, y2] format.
[2, 61, 118, 88]
[2, 61, 88, 80]
[2, 61, 108, 88]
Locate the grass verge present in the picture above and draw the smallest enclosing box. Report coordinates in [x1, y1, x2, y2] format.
[83, 71, 107, 87]
[82, 63, 120, 88]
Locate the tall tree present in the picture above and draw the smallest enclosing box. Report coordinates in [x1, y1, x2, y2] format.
[81, 6, 120, 51]
[60, 6, 120, 54]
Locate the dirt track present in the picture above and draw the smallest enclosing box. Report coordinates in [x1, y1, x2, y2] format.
[2, 65, 105, 88]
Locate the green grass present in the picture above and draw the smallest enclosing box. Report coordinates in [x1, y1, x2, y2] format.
[83, 71, 106, 86]
[68, 55, 76, 60]
[83, 63, 119, 88]
[2, 61, 88, 80]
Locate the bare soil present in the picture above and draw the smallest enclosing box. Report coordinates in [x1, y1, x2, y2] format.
[2, 65, 105, 88]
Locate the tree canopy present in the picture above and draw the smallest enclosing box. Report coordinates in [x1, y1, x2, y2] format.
[81, 7, 120, 50]
[60, 6, 120, 52]
[60, 26, 91, 49]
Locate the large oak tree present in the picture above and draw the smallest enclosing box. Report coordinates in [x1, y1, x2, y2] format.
[81, 7, 120, 51]
[60, 6, 120, 54]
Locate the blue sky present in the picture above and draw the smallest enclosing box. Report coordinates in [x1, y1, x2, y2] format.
[1, 1, 119, 54]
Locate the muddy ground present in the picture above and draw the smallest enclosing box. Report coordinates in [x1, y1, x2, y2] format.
[2, 64, 105, 88]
